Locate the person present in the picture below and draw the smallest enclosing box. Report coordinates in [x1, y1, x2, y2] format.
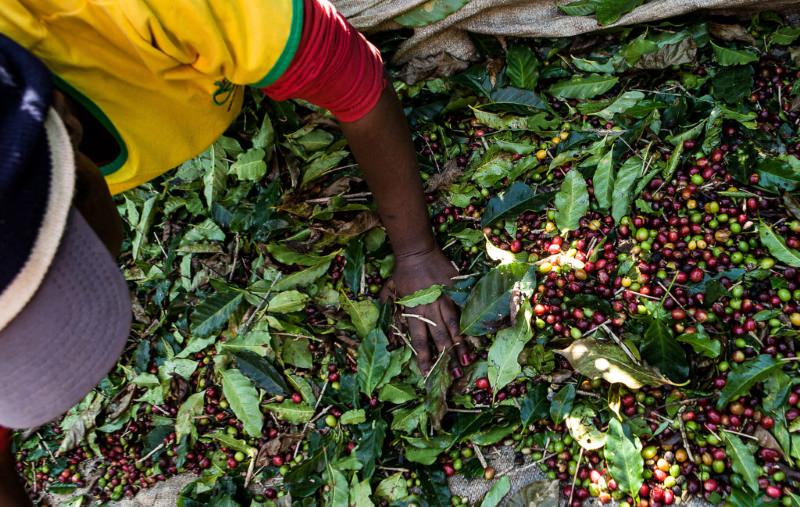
[0, 0, 472, 502]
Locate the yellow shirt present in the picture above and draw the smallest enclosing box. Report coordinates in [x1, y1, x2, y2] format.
[1, 0, 302, 194]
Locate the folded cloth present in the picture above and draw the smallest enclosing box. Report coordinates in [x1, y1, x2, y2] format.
[263, 0, 386, 123]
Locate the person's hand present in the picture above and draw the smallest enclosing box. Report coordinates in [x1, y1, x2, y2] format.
[386, 248, 471, 375]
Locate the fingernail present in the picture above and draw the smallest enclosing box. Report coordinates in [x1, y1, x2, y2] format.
[451, 367, 463, 378]
[459, 352, 472, 366]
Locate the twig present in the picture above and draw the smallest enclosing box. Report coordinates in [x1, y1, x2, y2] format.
[402, 313, 437, 327]
[36, 433, 56, 462]
[305, 192, 372, 204]
[473, 444, 488, 469]
[720, 428, 759, 441]
[584, 319, 612, 338]
[244, 453, 257, 487]
[137, 443, 165, 464]
[677, 407, 696, 463]
[568, 448, 585, 507]
[390, 324, 416, 355]
[378, 466, 411, 473]
[294, 380, 330, 459]
[447, 407, 483, 413]
[228, 234, 239, 281]
[601, 324, 640, 365]
[576, 389, 602, 399]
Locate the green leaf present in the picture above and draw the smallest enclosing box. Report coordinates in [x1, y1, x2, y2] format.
[231, 148, 267, 182]
[506, 46, 539, 90]
[611, 156, 642, 223]
[480, 476, 511, 507]
[676, 325, 721, 359]
[340, 409, 366, 425]
[558, 0, 597, 16]
[425, 352, 454, 431]
[550, 384, 576, 424]
[272, 260, 331, 291]
[251, 113, 274, 151]
[641, 319, 689, 383]
[221, 369, 263, 437]
[487, 302, 534, 393]
[397, 285, 444, 307]
[302, 150, 348, 187]
[190, 290, 244, 338]
[557, 338, 673, 389]
[760, 221, 800, 267]
[622, 34, 658, 65]
[175, 392, 204, 443]
[593, 91, 644, 120]
[267, 290, 309, 314]
[481, 182, 553, 227]
[723, 433, 760, 493]
[324, 466, 349, 507]
[349, 476, 374, 507]
[548, 75, 618, 99]
[343, 239, 365, 294]
[207, 432, 251, 454]
[566, 405, 607, 450]
[378, 384, 417, 404]
[375, 473, 409, 501]
[340, 295, 379, 339]
[263, 400, 314, 424]
[460, 263, 532, 336]
[281, 338, 313, 369]
[555, 170, 590, 232]
[230, 350, 289, 395]
[594, 147, 615, 210]
[711, 42, 758, 66]
[771, 26, 800, 45]
[392, 405, 424, 433]
[572, 56, 616, 74]
[605, 419, 644, 500]
[718, 355, 783, 408]
[355, 420, 386, 480]
[472, 108, 529, 131]
[712, 66, 754, 105]
[393, 0, 468, 26]
[757, 158, 800, 192]
[520, 383, 550, 424]
[595, 0, 643, 25]
[662, 140, 684, 180]
[666, 121, 706, 147]
[357, 329, 391, 397]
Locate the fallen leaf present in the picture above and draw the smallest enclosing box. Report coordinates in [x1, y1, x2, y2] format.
[709, 23, 756, 44]
[425, 159, 463, 192]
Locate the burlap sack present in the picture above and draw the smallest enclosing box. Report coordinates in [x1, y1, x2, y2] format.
[333, 0, 800, 82]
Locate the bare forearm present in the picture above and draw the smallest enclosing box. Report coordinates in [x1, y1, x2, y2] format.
[339, 86, 435, 258]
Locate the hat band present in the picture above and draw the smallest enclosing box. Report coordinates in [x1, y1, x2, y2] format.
[0, 110, 75, 332]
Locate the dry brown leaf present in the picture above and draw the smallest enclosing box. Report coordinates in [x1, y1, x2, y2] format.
[754, 426, 785, 456]
[331, 212, 381, 240]
[106, 385, 136, 421]
[709, 23, 756, 44]
[424, 159, 462, 192]
[320, 176, 362, 197]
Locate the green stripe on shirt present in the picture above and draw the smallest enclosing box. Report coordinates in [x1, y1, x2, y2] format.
[251, 0, 305, 88]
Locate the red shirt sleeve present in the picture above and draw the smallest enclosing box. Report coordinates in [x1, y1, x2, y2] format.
[0, 427, 11, 454]
[262, 0, 386, 123]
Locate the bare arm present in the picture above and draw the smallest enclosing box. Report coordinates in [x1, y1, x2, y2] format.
[340, 86, 470, 373]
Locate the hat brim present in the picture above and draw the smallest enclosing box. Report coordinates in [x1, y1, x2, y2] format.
[0, 208, 131, 428]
